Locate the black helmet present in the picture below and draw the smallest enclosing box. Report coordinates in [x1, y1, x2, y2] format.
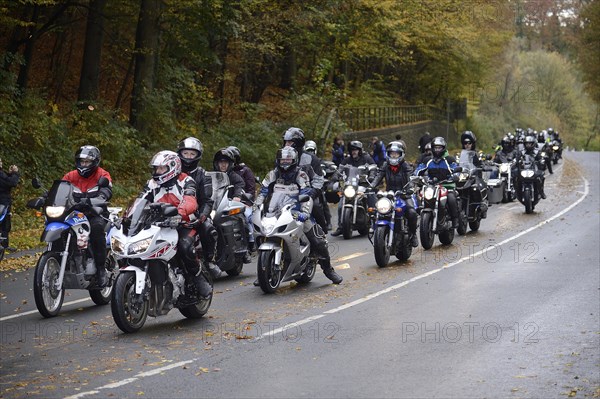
[461, 131, 476, 149]
[348, 140, 364, 156]
[177, 137, 203, 172]
[431, 137, 446, 158]
[213, 148, 235, 172]
[282, 127, 306, 150]
[75, 145, 101, 178]
[524, 135, 536, 151]
[386, 141, 406, 166]
[501, 136, 513, 151]
[276, 146, 299, 172]
[227, 146, 241, 164]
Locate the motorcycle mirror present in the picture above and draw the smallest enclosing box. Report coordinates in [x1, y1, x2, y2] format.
[98, 176, 110, 188]
[32, 177, 41, 189]
[453, 166, 463, 173]
[486, 154, 492, 160]
[162, 205, 179, 217]
[26, 197, 44, 209]
[299, 194, 310, 203]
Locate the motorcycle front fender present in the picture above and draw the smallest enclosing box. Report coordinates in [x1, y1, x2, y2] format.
[41, 222, 69, 243]
[119, 266, 147, 295]
[258, 242, 283, 267]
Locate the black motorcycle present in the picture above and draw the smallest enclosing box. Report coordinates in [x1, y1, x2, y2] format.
[414, 175, 458, 250]
[207, 171, 252, 277]
[515, 154, 543, 214]
[456, 150, 488, 233]
[337, 165, 374, 239]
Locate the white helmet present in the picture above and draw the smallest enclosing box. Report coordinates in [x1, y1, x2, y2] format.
[150, 150, 181, 186]
[304, 140, 317, 155]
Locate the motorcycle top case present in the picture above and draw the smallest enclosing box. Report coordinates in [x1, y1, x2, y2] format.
[486, 179, 504, 204]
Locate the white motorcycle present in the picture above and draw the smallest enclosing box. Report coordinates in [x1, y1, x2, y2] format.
[110, 199, 212, 333]
[252, 191, 317, 293]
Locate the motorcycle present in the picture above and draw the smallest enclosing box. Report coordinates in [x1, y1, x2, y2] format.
[322, 161, 340, 204]
[371, 185, 418, 267]
[110, 199, 212, 333]
[414, 175, 458, 250]
[538, 142, 553, 174]
[26, 177, 120, 318]
[337, 165, 375, 239]
[514, 154, 542, 214]
[551, 140, 562, 164]
[456, 150, 488, 233]
[207, 171, 251, 277]
[252, 191, 318, 293]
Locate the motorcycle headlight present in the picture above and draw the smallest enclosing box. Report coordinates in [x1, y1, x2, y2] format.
[127, 238, 152, 255]
[46, 206, 65, 218]
[375, 198, 393, 214]
[553, 146, 559, 150]
[521, 170, 535, 178]
[541, 152, 546, 158]
[111, 236, 125, 255]
[424, 187, 435, 200]
[344, 186, 356, 198]
[459, 172, 469, 182]
[500, 164, 510, 173]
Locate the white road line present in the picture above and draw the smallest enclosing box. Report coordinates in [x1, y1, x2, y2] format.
[67, 175, 590, 399]
[0, 298, 92, 321]
[335, 252, 368, 261]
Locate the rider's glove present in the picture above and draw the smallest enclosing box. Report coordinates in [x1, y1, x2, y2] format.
[198, 213, 207, 224]
[294, 212, 310, 222]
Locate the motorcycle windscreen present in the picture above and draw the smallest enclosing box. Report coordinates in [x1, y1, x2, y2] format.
[342, 165, 361, 185]
[123, 198, 149, 236]
[206, 171, 230, 210]
[458, 150, 477, 171]
[47, 180, 75, 207]
[266, 189, 298, 217]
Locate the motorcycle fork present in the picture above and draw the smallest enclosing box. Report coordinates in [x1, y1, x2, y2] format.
[432, 187, 440, 230]
[55, 232, 73, 291]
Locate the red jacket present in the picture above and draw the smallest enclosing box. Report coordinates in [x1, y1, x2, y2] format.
[62, 167, 113, 199]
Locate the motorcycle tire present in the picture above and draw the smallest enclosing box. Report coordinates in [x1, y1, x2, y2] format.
[295, 259, 317, 283]
[439, 221, 455, 245]
[0, 246, 4, 262]
[33, 253, 65, 318]
[111, 272, 148, 333]
[469, 219, 481, 232]
[342, 208, 353, 240]
[457, 209, 468, 236]
[396, 233, 413, 262]
[524, 188, 533, 214]
[257, 250, 281, 294]
[226, 258, 244, 277]
[420, 212, 435, 250]
[374, 226, 391, 267]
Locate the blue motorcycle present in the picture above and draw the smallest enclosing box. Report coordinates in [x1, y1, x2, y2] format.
[371, 185, 418, 267]
[26, 178, 121, 317]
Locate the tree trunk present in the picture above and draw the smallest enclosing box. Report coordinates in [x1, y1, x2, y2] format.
[130, 0, 162, 134]
[78, 0, 107, 104]
[279, 45, 296, 90]
[16, 6, 41, 93]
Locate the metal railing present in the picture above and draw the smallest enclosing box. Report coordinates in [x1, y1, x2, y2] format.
[337, 105, 446, 132]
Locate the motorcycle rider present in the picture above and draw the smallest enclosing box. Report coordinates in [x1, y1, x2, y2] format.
[281, 127, 328, 233]
[304, 140, 333, 231]
[228, 145, 258, 256]
[255, 146, 343, 285]
[61, 146, 112, 287]
[330, 140, 378, 237]
[370, 141, 419, 248]
[139, 150, 212, 298]
[370, 136, 387, 167]
[517, 136, 547, 200]
[177, 137, 222, 280]
[414, 137, 460, 229]
[213, 147, 246, 201]
[460, 131, 482, 167]
[415, 141, 432, 166]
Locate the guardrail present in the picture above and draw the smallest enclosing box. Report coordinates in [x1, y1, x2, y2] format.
[337, 105, 447, 131]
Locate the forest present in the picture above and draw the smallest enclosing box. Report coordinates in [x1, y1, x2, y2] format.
[1, 0, 599, 249]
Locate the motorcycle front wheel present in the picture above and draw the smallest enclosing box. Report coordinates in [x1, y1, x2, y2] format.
[396, 232, 413, 262]
[257, 250, 282, 294]
[341, 208, 353, 239]
[111, 272, 148, 333]
[420, 212, 435, 250]
[33, 253, 65, 318]
[469, 218, 481, 232]
[456, 201, 468, 236]
[524, 188, 533, 214]
[373, 226, 391, 267]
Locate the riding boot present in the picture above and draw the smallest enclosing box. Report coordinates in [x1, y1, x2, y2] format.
[410, 234, 419, 248]
[330, 227, 342, 237]
[320, 259, 343, 284]
[204, 260, 222, 279]
[96, 267, 108, 288]
[193, 270, 212, 299]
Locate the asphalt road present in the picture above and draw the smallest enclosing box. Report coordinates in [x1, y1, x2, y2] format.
[1, 152, 598, 398]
